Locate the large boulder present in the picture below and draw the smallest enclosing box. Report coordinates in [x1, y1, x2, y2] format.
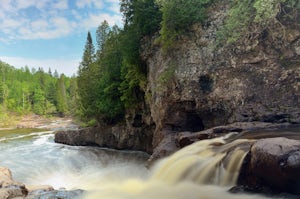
[239, 137, 300, 194]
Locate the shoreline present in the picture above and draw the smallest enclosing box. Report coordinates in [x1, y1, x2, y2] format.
[0, 114, 78, 131]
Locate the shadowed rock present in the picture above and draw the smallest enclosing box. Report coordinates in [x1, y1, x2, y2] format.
[238, 137, 300, 195]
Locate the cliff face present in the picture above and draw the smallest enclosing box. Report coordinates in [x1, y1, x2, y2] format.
[142, 3, 300, 148]
[55, 2, 299, 157]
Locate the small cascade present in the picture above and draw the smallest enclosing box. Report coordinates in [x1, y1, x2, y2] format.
[86, 135, 268, 199]
[151, 136, 255, 186]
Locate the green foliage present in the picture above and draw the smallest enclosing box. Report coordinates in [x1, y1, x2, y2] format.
[157, 0, 213, 50]
[217, 0, 299, 45]
[77, 28, 125, 124]
[121, 0, 161, 35]
[56, 74, 69, 116]
[118, 0, 161, 108]
[78, 31, 95, 73]
[32, 88, 46, 115]
[217, 0, 255, 44]
[158, 63, 176, 85]
[253, 0, 281, 23]
[0, 60, 75, 116]
[119, 61, 147, 109]
[77, 32, 98, 119]
[96, 20, 110, 56]
[76, 1, 162, 124]
[119, 26, 147, 109]
[95, 27, 125, 123]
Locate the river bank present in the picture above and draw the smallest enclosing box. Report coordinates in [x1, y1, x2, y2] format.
[0, 114, 78, 131]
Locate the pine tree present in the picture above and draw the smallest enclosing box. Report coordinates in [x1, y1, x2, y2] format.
[96, 20, 110, 56]
[78, 31, 95, 74]
[53, 70, 59, 78]
[77, 31, 96, 120]
[48, 68, 52, 76]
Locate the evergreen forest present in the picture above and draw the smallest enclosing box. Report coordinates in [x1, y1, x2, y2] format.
[0, 61, 77, 125]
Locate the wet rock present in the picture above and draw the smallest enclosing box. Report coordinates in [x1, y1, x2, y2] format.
[0, 167, 83, 199]
[0, 167, 28, 198]
[174, 122, 299, 148]
[26, 189, 84, 199]
[55, 124, 154, 154]
[26, 185, 54, 193]
[239, 137, 300, 195]
[147, 131, 179, 166]
[175, 131, 213, 148]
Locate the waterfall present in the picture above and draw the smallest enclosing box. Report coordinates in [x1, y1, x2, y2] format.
[151, 136, 254, 186]
[85, 135, 268, 199]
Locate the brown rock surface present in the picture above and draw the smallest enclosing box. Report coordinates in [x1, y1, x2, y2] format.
[0, 167, 28, 199]
[55, 124, 154, 153]
[142, 0, 300, 150]
[239, 137, 300, 194]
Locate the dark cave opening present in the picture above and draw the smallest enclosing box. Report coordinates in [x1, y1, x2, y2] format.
[185, 112, 205, 132]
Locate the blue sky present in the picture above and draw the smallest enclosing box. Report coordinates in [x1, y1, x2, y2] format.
[0, 0, 122, 76]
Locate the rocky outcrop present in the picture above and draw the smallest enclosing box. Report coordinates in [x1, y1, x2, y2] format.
[148, 122, 300, 165]
[0, 167, 28, 199]
[55, 123, 154, 154]
[0, 167, 83, 199]
[175, 122, 300, 148]
[142, 1, 300, 150]
[238, 137, 300, 195]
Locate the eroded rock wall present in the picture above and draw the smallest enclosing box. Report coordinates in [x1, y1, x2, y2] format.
[142, 3, 300, 148]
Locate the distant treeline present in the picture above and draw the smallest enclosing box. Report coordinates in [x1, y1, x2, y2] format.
[0, 61, 77, 117]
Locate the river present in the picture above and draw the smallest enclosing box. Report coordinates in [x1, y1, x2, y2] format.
[0, 127, 298, 199]
[0, 129, 149, 191]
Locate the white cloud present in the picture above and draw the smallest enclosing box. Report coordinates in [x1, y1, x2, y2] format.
[1, 18, 24, 29]
[0, 56, 80, 76]
[15, 0, 50, 10]
[15, 17, 75, 40]
[108, 2, 120, 14]
[1, 0, 14, 12]
[82, 13, 122, 29]
[31, 19, 49, 31]
[0, 0, 122, 41]
[76, 0, 93, 8]
[76, 0, 104, 9]
[52, 0, 68, 10]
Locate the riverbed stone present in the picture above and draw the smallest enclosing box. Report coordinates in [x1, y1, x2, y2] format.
[0, 167, 28, 198]
[26, 185, 54, 193]
[26, 189, 84, 199]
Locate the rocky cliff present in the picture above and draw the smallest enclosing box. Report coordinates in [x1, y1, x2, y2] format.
[142, 2, 300, 151]
[55, 1, 299, 156]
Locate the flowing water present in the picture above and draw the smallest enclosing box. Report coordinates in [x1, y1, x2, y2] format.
[0, 129, 149, 191]
[1, 128, 298, 199]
